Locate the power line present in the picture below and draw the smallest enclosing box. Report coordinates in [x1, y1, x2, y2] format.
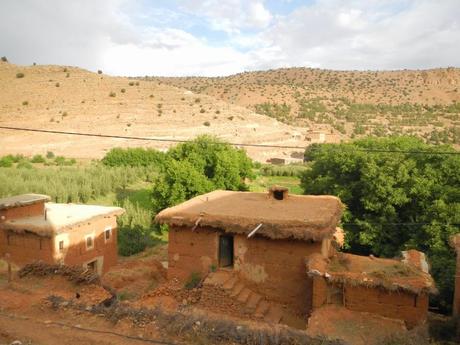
[0, 125, 459, 155]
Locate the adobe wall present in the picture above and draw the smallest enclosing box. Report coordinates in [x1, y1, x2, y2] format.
[0, 230, 54, 265]
[0, 202, 45, 222]
[0, 215, 118, 274]
[56, 215, 118, 274]
[344, 285, 428, 328]
[168, 226, 219, 281]
[454, 247, 460, 317]
[234, 235, 321, 316]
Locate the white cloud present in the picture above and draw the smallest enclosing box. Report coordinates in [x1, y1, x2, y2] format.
[0, 0, 459, 76]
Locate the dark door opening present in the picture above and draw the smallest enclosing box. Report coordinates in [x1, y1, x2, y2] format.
[219, 235, 234, 268]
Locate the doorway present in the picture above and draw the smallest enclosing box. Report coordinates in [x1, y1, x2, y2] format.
[219, 235, 234, 268]
[86, 260, 97, 272]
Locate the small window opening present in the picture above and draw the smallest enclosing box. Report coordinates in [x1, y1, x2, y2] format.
[274, 190, 284, 200]
[59, 240, 64, 252]
[87, 260, 97, 271]
[86, 235, 94, 250]
[105, 229, 111, 241]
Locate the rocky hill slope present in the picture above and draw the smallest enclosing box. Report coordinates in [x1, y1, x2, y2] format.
[0, 61, 309, 161]
[153, 68, 460, 145]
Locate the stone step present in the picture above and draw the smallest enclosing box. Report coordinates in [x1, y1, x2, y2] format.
[203, 270, 232, 287]
[254, 300, 270, 319]
[230, 282, 245, 297]
[264, 306, 283, 324]
[246, 292, 262, 312]
[222, 276, 239, 290]
[236, 288, 252, 304]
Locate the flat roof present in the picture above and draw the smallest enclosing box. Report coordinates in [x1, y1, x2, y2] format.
[155, 190, 343, 241]
[0, 194, 50, 210]
[0, 202, 124, 237]
[306, 252, 436, 295]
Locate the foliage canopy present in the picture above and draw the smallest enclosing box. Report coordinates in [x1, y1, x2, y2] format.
[300, 136, 460, 312]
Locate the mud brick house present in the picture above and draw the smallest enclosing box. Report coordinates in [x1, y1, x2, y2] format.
[0, 194, 124, 274]
[156, 187, 436, 330]
[155, 187, 344, 318]
[450, 233, 460, 317]
[306, 249, 436, 328]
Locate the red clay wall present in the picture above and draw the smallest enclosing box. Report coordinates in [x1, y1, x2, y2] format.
[0, 202, 45, 221]
[234, 234, 321, 316]
[454, 249, 460, 317]
[344, 285, 428, 328]
[56, 215, 118, 274]
[0, 231, 54, 265]
[167, 226, 322, 316]
[168, 226, 219, 281]
[0, 215, 118, 274]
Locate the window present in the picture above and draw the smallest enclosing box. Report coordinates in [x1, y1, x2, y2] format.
[104, 227, 112, 243]
[85, 234, 94, 250]
[59, 240, 64, 252]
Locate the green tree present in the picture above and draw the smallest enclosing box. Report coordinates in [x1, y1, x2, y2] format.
[300, 136, 460, 312]
[152, 135, 253, 213]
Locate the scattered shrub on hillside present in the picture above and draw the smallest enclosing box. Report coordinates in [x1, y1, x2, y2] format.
[46, 151, 55, 159]
[203, 121, 210, 126]
[31, 155, 46, 163]
[55, 82, 60, 87]
[1, 56, 7, 62]
[109, 92, 116, 97]
[62, 111, 68, 117]
[63, 68, 68, 72]
[97, 70, 103, 74]
[16, 72, 25, 78]
[200, 108, 206, 113]
[128, 81, 135, 86]
[195, 98, 201, 103]
[102, 147, 165, 167]
[22, 101, 29, 106]
[66, 73, 70, 78]
[120, 88, 126, 93]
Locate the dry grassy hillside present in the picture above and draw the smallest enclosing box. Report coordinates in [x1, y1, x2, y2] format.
[0, 61, 311, 161]
[153, 68, 460, 145]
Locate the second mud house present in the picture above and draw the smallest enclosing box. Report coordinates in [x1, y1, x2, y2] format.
[0, 194, 124, 274]
[155, 187, 344, 318]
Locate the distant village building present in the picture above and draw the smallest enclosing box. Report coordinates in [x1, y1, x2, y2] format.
[306, 130, 326, 143]
[155, 187, 436, 329]
[0, 194, 124, 275]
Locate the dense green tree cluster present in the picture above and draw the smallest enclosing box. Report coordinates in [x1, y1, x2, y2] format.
[152, 135, 254, 213]
[300, 137, 460, 312]
[102, 147, 165, 167]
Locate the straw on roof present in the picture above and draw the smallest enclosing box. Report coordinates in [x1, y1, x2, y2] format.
[0, 194, 50, 210]
[0, 203, 124, 237]
[155, 190, 343, 241]
[306, 252, 437, 295]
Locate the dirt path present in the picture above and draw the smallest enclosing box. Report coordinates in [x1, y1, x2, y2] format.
[0, 311, 176, 345]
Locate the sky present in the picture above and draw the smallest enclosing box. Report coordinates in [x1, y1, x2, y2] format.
[0, 0, 459, 76]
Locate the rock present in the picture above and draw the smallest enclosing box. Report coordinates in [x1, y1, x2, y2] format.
[195, 321, 201, 326]
[10, 341, 22, 345]
[182, 299, 187, 305]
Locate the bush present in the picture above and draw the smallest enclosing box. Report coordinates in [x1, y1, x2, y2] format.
[109, 92, 116, 97]
[102, 148, 165, 167]
[31, 155, 46, 163]
[55, 82, 60, 87]
[0, 156, 13, 167]
[203, 121, 210, 126]
[184, 272, 201, 289]
[46, 151, 55, 159]
[16, 161, 33, 169]
[16, 72, 24, 78]
[120, 88, 126, 93]
[97, 70, 103, 74]
[1, 56, 7, 62]
[22, 101, 28, 106]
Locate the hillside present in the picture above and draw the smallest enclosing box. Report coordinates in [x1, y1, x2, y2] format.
[153, 68, 460, 145]
[0, 61, 309, 162]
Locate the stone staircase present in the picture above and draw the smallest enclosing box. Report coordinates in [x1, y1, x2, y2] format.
[203, 270, 284, 324]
